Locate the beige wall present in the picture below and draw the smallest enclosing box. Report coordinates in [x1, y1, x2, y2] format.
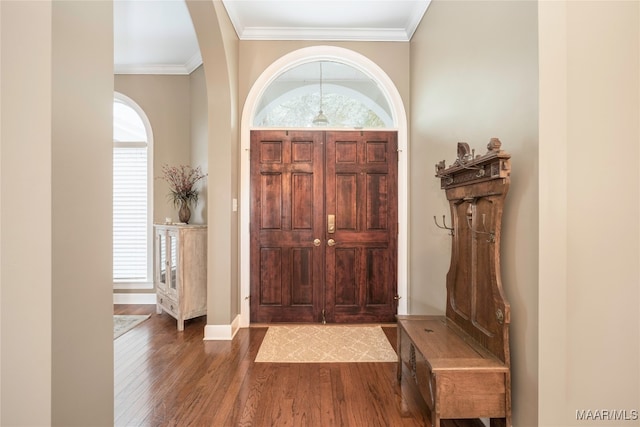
[51, 1, 114, 424]
[190, 65, 209, 225]
[114, 71, 208, 298]
[539, 1, 640, 425]
[218, 0, 242, 319]
[410, 1, 539, 424]
[1, 1, 53, 424]
[115, 74, 194, 224]
[1, 1, 114, 425]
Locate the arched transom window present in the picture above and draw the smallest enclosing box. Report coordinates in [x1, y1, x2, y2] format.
[254, 60, 393, 129]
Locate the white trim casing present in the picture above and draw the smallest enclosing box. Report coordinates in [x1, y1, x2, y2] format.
[113, 293, 157, 305]
[113, 282, 154, 290]
[239, 46, 409, 328]
[203, 315, 241, 341]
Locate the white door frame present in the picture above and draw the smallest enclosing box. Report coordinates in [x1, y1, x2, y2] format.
[239, 46, 408, 326]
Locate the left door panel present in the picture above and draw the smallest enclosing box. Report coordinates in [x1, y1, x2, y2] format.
[250, 130, 325, 322]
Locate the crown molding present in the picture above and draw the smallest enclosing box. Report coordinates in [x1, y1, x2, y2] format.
[115, 64, 191, 75]
[115, 52, 203, 75]
[406, 0, 431, 39]
[184, 51, 204, 74]
[238, 27, 412, 42]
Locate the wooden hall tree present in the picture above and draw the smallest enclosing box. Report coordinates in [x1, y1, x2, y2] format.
[398, 139, 512, 426]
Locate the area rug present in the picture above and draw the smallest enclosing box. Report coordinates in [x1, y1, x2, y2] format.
[113, 314, 151, 339]
[255, 325, 397, 363]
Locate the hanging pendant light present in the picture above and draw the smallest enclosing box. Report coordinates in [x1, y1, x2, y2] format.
[312, 61, 329, 126]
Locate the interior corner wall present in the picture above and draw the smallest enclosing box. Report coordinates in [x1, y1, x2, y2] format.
[51, 1, 114, 425]
[216, 0, 242, 321]
[114, 74, 192, 224]
[190, 65, 209, 225]
[187, 0, 240, 328]
[1, 2, 53, 425]
[539, 1, 640, 424]
[410, 1, 539, 424]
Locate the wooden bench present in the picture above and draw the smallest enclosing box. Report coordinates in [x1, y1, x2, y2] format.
[397, 140, 512, 427]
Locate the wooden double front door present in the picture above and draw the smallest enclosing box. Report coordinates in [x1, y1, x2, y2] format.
[250, 130, 398, 323]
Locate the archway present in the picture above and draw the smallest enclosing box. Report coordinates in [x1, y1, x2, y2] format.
[239, 46, 408, 326]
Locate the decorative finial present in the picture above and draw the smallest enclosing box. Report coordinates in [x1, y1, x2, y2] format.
[456, 142, 472, 164]
[487, 138, 502, 152]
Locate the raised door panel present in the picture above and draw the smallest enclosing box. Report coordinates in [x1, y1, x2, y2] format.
[472, 196, 498, 337]
[449, 200, 472, 320]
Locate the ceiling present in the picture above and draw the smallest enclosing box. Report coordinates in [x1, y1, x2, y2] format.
[114, 0, 431, 75]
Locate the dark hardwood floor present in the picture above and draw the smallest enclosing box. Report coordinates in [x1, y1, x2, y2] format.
[114, 304, 485, 427]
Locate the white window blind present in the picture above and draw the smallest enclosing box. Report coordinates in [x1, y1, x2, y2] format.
[113, 98, 150, 284]
[113, 146, 148, 282]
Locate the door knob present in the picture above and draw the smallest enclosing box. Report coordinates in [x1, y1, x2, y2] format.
[327, 239, 336, 247]
[313, 238, 321, 247]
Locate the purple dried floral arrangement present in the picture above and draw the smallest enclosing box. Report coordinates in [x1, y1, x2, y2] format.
[160, 164, 207, 208]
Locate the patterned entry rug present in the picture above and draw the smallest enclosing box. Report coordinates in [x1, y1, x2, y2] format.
[113, 314, 151, 339]
[255, 325, 397, 363]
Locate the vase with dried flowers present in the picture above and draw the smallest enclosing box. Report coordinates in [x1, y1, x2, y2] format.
[159, 164, 207, 224]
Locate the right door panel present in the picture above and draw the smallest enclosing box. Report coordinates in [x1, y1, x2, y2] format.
[324, 131, 398, 323]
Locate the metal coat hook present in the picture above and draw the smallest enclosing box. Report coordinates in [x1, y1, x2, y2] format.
[466, 212, 495, 243]
[433, 215, 454, 236]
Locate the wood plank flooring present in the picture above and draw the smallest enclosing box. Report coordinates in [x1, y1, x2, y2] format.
[114, 304, 485, 427]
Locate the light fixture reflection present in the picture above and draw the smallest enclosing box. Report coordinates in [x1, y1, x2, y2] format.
[312, 62, 329, 126]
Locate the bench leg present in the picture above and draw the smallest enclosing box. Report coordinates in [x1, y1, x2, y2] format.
[431, 408, 440, 427]
[397, 327, 402, 384]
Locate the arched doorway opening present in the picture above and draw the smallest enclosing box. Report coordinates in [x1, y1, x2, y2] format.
[239, 46, 408, 326]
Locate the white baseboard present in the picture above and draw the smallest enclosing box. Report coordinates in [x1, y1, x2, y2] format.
[113, 293, 157, 305]
[113, 282, 154, 290]
[203, 315, 241, 341]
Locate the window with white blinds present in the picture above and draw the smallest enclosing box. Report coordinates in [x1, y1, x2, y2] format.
[113, 96, 152, 285]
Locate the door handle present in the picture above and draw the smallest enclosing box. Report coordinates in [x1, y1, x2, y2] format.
[313, 238, 321, 247]
[327, 214, 335, 234]
[327, 239, 336, 247]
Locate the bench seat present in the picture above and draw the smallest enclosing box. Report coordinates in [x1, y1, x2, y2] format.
[397, 316, 510, 426]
